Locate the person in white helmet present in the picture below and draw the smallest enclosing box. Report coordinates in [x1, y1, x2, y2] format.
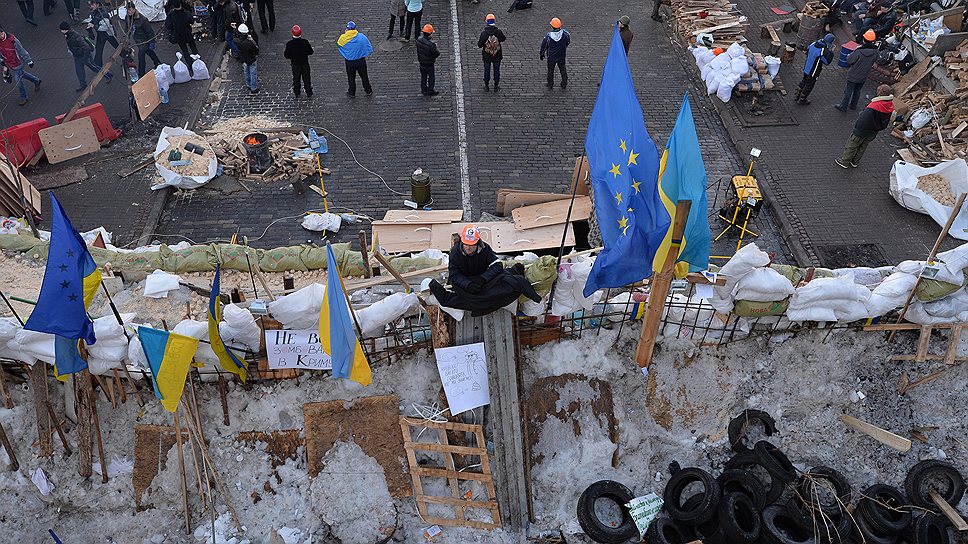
[236, 23, 260, 93]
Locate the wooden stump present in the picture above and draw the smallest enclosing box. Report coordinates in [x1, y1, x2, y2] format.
[30, 363, 53, 458]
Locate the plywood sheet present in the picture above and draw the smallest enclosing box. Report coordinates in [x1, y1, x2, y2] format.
[303, 395, 411, 498]
[381, 209, 464, 223]
[429, 222, 499, 250]
[38, 117, 99, 164]
[372, 222, 434, 253]
[132, 424, 188, 511]
[512, 196, 592, 230]
[430, 222, 574, 253]
[0, 158, 43, 215]
[132, 71, 162, 121]
[497, 188, 568, 214]
[571, 156, 590, 196]
[502, 191, 571, 214]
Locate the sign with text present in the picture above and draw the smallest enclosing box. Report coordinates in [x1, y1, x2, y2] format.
[434, 342, 490, 415]
[265, 330, 332, 370]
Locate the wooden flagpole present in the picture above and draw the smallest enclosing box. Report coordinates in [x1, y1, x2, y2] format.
[634, 200, 692, 372]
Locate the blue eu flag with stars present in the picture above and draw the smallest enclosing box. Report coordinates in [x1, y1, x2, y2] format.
[582, 25, 672, 297]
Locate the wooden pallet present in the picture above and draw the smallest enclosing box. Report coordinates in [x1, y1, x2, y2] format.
[864, 322, 967, 364]
[399, 416, 502, 530]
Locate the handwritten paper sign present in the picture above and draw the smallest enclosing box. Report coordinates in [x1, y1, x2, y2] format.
[265, 330, 332, 370]
[434, 342, 490, 415]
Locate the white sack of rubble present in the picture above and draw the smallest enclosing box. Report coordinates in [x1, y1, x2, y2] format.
[787, 276, 873, 322]
[0, 318, 22, 361]
[151, 127, 218, 190]
[906, 288, 968, 324]
[143, 269, 181, 298]
[219, 304, 261, 353]
[889, 159, 968, 240]
[171, 319, 218, 365]
[732, 267, 795, 302]
[866, 271, 918, 316]
[551, 257, 602, 316]
[268, 283, 324, 329]
[709, 243, 771, 313]
[356, 292, 420, 336]
[8, 329, 54, 365]
[87, 313, 136, 375]
[127, 329, 150, 371]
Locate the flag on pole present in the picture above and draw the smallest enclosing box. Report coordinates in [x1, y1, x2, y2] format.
[583, 26, 671, 297]
[652, 93, 711, 276]
[319, 244, 372, 386]
[24, 193, 102, 376]
[208, 265, 248, 382]
[137, 326, 199, 412]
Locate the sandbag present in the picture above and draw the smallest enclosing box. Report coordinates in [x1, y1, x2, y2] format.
[172, 53, 191, 83]
[786, 276, 872, 322]
[8, 329, 54, 365]
[727, 42, 746, 58]
[0, 318, 22, 361]
[907, 288, 968, 324]
[356, 292, 421, 336]
[190, 56, 210, 80]
[867, 271, 918, 315]
[171, 319, 217, 365]
[551, 257, 602, 316]
[268, 283, 324, 329]
[219, 304, 261, 352]
[87, 313, 136, 375]
[732, 267, 795, 302]
[733, 298, 790, 317]
[709, 243, 772, 313]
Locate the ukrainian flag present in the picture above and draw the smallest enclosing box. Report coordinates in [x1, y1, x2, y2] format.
[652, 93, 711, 277]
[208, 265, 248, 382]
[137, 326, 199, 412]
[319, 244, 371, 386]
[337, 29, 373, 61]
[24, 193, 102, 376]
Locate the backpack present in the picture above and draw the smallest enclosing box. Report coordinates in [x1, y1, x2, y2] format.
[484, 34, 501, 56]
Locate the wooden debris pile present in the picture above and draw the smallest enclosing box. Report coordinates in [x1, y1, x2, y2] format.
[943, 39, 968, 87]
[0, 161, 41, 217]
[671, 0, 749, 47]
[198, 116, 321, 183]
[892, 89, 968, 165]
[800, 0, 829, 18]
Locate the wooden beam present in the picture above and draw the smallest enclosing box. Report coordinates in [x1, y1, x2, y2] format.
[838, 414, 912, 452]
[75, 372, 93, 478]
[372, 252, 412, 292]
[29, 363, 53, 458]
[930, 490, 968, 530]
[0, 422, 18, 471]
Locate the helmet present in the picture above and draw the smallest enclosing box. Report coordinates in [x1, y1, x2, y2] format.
[291, 24, 302, 37]
[422, 23, 434, 34]
[863, 29, 876, 42]
[460, 225, 481, 245]
[549, 17, 562, 29]
[346, 21, 356, 30]
[485, 13, 496, 24]
[619, 15, 630, 26]
[237, 23, 249, 34]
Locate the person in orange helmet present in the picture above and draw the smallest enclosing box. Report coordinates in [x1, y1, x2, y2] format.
[477, 13, 506, 92]
[416, 23, 440, 95]
[448, 225, 503, 294]
[540, 17, 570, 89]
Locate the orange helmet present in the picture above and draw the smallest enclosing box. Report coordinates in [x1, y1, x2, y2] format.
[550, 17, 562, 29]
[712, 47, 725, 55]
[485, 13, 496, 24]
[863, 29, 876, 42]
[460, 225, 481, 245]
[422, 23, 435, 34]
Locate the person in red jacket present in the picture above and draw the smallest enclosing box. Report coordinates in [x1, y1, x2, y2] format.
[0, 27, 41, 105]
[836, 84, 894, 168]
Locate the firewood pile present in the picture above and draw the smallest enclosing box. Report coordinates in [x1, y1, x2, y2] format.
[943, 39, 968, 87]
[892, 90, 968, 165]
[196, 115, 322, 182]
[671, 0, 748, 47]
[800, 0, 829, 18]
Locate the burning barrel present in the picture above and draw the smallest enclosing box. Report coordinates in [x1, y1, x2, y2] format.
[242, 133, 272, 174]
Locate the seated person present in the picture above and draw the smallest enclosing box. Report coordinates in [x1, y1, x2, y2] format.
[429, 224, 541, 317]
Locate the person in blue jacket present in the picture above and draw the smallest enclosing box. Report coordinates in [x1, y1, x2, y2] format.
[338, 21, 373, 96]
[794, 33, 835, 105]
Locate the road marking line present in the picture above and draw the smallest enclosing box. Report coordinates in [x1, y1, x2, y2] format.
[449, 0, 472, 217]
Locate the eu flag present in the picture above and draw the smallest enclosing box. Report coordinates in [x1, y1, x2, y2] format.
[24, 193, 102, 375]
[583, 26, 671, 297]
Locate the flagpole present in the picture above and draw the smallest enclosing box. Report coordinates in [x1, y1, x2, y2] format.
[635, 200, 691, 373]
[546, 154, 588, 314]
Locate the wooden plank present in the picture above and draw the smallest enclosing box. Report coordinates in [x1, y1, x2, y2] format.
[30, 363, 52, 458]
[476, 425, 502, 526]
[399, 419, 431, 521]
[503, 191, 572, 214]
[890, 354, 968, 362]
[838, 414, 912, 452]
[401, 418, 491, 433]
[488, 222, 575, 253]
[916, 325, 933, 362]
[382, 210, 464, 223]
[951, 121, 968, 139]
[38, 117, 99, 164]
[930, 490, 968, 530]
[437, 427, 465, 521]
[511, 196, 592, 230]
[570, 157, 590, 196]
[345, 264, 448, 291]
[132, 71, 162, 121]
[411, 465, 494, 481]
[692, 20, 742, 35]
[944, 325, 962, 365]
[419, 495, 500, 509]
[896, 148, 920, 165]
[405, 440, 487, 455]
[419, 515, 500, 530]
[896, 58, 942, 99]
[0, 161, 42, 215]
[370, 222, 434, 253]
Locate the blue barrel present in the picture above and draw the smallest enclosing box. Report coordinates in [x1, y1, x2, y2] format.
[839, 41, 860, 68]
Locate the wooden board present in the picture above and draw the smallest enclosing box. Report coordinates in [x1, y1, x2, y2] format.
[429, 222, 576, 253]
[502, 191, 572, 214]
[132, 71, 162, 121]
[511, 196, 592, 229]
[0, 160, 42, 215]
[838, 414, 912, 452]
[371, 222, 434, 253]
[132, 424, 189, 511]
[38, 117, 99, 164]
[571, 157, 590, 196]
[381, 209, 464, 223]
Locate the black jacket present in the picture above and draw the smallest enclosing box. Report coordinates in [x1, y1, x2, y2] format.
[539, 29, 570, 62]
[129, 14, 156, 45]
[853, 95, 894, 137]
[64, 30, 92, 58]
[237, 35, 259, 64]
[284, 37, 313, 65]
[165, 8, 194, 44]
[477, 26, 506, 62]
[845, 45, 877, 83]
[448, 241, 502, 290]
[416, 35, 439, 66]
[620, 26, 633, 54]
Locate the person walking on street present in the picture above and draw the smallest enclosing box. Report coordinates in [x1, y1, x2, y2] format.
[236, 23, 259, 93]
[86, 0, 118, 66]
[388, 0, 406, 40]
[835, 30, 877, 111]
[338, 21, 372, 97]
[126, 3, 161, 76]
[651, 0, 663, 22]
[165, 0, 198, 75]
[618, 15, 632, 54]
[540, 17, 570, 89]
[284, 24, 313, 97]
[16, 0, 38, 26]
[63, 0, 80, 21]
[255, 0, 274, 34]
[794, 32, 834, 105]
[416, 23, 439, 95]
[219, 0, 241, 57]
[61, 21, 113, 90]
[403, 0, 423, 42]
[0, 27, 41, 105]
[477, 13, 505, 92]
[836, 84, 894, 168]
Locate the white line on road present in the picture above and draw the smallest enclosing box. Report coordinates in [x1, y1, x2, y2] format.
[449, 0, 472, 217]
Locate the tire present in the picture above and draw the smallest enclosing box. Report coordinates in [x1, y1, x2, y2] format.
[576, 480, 639, 543]
[795, 466, 852, 519]
[858, 484, 912, 535]
[908, 513, 950, 544]
[645, 516, 691, 544]
[852, 510, 897, 544]
[719, 492, 761, 543]
[754, 441, 798, 485]
[784, 497, 849, 544]
[728, 409, 778, 453]
[725, 451, 786, 504]
[904, 460, 966, 510]
[761, 504, 818, 544]
[719, 468, 768, 510]
[663, 467, 722, 526]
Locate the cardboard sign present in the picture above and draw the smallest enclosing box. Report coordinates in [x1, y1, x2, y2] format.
[38, 117, 99, 164]
[265, 329, 332, 370]
[132, 70, 161, 121]
[434, 342, 490, 415]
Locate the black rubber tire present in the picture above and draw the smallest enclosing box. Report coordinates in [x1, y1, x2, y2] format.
[796, 466, 852, 518]
[858, 484, 912, 535]
[718, 492, 761, 543]
[904, 460, 966, 510]
[822, 513, 853, 544]
[645, 516, 691, 544]
[576, 480, 638, 543]
[692, 510, 724, 544]
[663, 467, 722, 526]
[754, 440, 798, 485]
[908, 513, 950, 544]
[852, 510, 898, 544]
[719, 468, 768, 510]
[728, 409, 778, 453]
[761, 504, 818, 544]
[724, 451, 786, 504]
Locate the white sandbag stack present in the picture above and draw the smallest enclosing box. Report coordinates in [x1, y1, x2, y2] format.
[356, 292, 421, 336]
[219, 304, 261, 353]
[87, 313, 136, 375]
[551, 257, 602, 316]
[267, 283, 325, 329]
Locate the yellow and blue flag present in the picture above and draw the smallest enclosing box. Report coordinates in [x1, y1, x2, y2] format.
[337, 28, 373, 61]
[583, 26, 671, 297]
[319, 244, 372, 386]
[24, 193, 102, 376]
[653, 93, 711, 277]
[137, 326, 199, 412]
[209, 265, 248, 382]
